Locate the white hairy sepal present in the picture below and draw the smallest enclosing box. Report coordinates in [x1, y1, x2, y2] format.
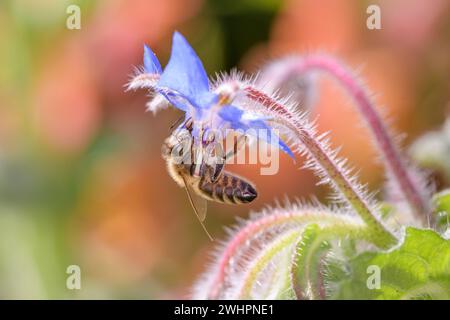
[126, 68, 169, 115]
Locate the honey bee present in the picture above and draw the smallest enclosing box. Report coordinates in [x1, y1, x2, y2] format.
[162, 117, 257, 240]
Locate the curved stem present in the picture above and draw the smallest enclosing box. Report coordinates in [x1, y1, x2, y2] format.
[291, 224, 367, 300]
[207, 209, 356, 299]
[238, 229, 300, 299]
[265, 55, 429, 221]
[243, 86, 397, 249]
[238, 222, 366, 299]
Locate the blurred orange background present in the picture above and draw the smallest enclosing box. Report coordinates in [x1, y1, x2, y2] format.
[0, 0, 449, 298]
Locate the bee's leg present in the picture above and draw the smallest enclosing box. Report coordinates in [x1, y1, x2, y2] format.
[210, 163, 224, 182]
[224, 134, 247, 162]
[206, 135, 246, 183]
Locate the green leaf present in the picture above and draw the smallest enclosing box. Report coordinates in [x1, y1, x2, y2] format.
[327, 228, 450, 299]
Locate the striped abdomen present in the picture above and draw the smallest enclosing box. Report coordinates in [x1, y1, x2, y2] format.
[198, 171, 257, 204]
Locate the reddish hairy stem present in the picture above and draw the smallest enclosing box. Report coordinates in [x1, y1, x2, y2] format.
[244, 86, 397, 248]
[207, 211, 352, 299]
[208, 212, 294, 299]
[269, 55, 429, 221]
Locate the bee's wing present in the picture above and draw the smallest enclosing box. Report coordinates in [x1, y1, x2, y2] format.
[184, 181, 208, 222]
[181, 175, 212, 241]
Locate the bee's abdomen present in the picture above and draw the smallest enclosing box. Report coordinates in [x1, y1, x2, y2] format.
[199, 171, 257, 204]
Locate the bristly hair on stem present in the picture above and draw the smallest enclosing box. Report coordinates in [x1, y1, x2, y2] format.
[213, 73, 398, 249]
[192, 204, 367, 300]
[128, 32, 442, 301]
[128, 32, 398, 247]
[256, 54, 433, 224]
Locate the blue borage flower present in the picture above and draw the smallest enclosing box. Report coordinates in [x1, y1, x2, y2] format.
[128, 31, 294, 158]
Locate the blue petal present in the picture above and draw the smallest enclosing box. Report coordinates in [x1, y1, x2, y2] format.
[158, 32, 214, 110]
[219, 105, 295, 159]
[249, 120, 295, 159]
[159, 91, 189, 112]
[218, 105, 244, 123]
[158, 90, 218, 116]
[143, 44, 162, 74]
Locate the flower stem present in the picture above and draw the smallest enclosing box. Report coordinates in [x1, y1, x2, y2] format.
[290, 223, 367, 300]
[238, 222, 366, 299]
[243, 86, 397, 249]
[265, 55, 429, 221]
[238, 229, 300, 299]
[206, 210, 361, 299]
